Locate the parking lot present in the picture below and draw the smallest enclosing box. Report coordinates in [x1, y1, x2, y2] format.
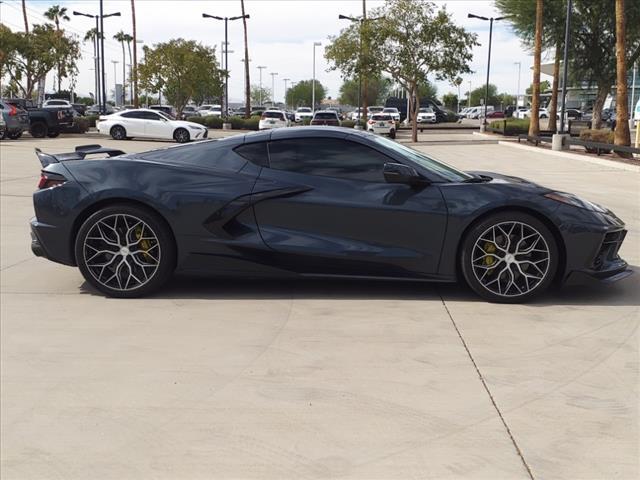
[1, 132, 638, 479]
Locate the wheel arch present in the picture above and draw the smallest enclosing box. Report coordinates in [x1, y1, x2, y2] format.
[454, 206, 567, 283]
[70, 197, 178, 266]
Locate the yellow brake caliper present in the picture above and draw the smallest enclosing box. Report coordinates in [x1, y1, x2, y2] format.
[484, 242, 496, 272]
[135, 226, 152, 261]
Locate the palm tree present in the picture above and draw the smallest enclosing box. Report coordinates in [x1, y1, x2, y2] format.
[241, 0, 250, 118]
[44, 4, 70, 92]
[614, 0, 631, 152]
[131, 0, 139, 107]
[22, 0, 28, 32]
[113, 31, 132, 105]
[84, 28, 102, 105]
[528, 0, 543, 137]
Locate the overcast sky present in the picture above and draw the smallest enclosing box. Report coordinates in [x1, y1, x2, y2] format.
[0, 0, 555, 103]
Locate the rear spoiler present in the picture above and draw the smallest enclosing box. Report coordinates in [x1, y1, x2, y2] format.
[35, 144, 126, 167]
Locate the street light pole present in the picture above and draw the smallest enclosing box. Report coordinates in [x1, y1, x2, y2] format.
[559, 0, 573, 133]
[202, 13, 250, 121]
[257, 66, 266, 106]
[468, 13, 505, 127]
[514, 61, 521, 108]
[270, 72, 278, 107]
[312, 41, 321, 112]
[283, 78, 290, 109]
[112, 60, 119, 104]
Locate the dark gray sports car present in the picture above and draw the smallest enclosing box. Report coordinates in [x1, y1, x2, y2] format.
[31, 127, 631, 302]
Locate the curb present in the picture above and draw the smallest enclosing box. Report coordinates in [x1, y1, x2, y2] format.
[497, 141, 639, 173]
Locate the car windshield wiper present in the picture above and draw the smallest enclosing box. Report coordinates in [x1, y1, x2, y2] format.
[462, 174, 492, 183]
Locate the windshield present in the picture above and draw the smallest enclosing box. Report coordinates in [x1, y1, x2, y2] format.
[314, 112, 338, 119]
[263, 111, 284, 119]
[382, 108, 397, 113]
[297, 108, 311, 112]
[372, 115, 392, 121]
[368, 107, 383, 112]
[370, 135, 472, 182]
[419, 108, 433, 113]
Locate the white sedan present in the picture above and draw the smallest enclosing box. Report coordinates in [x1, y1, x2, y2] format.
[97, 108, 208, 143]
[259, 110, 290, 130]
[198, 104, 222, 117]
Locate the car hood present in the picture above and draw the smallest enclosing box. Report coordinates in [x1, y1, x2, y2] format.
[466, 171, 549, 190]
[173, 120, 207, 129]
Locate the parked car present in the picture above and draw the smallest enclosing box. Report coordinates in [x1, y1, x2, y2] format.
[382, 107, 400, 123]
[295, 107, 314, 123]
[258, 110, 290, 130]
[485, 111, 505, 119]
[517, 107, 549, 119]
[149, 105, 176, 119]
[349, 108, 365, 121]
[556, 109, 582, 121]
[71, 103, 87, 116]
[86, 104, 115, 116]
[310, 110, 341, 126]
[43, 99, 73, 109]
[367, 106, 385, 115]
[367, 113, 396, 138]
[198, 104, 222, 117]
[4, 98, 75, 138]
[181, 105, 198, 119]
[31, 127, 631, 301]
[97, 108, 208, 143]
[250, 106, 267, 116]
[467, 106, 494, 119]
[0, 99, 30, 139]
[416, 107, 437, 124]
[0, 116, 6, 139]
[457, 107, 471, 119]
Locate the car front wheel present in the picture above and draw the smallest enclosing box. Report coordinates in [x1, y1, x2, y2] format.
[110, 125, 127, 140]
[460, 212, 558, 303]
[75, 204, 176, 298]
[174, 128, 190, 143]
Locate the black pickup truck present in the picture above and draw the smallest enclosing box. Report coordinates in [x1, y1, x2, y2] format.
[4, 98, 75, 138]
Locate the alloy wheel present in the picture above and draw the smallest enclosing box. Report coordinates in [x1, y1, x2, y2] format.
[471, 221, 550, 297]
[83, 214, 161, 291]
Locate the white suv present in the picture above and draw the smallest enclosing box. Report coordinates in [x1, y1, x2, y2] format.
[295, 107, 313, 123]
[43, 99, 72, 109]
[367, 114, 396, 138]
[382, 107, 400, 122]
[198, 104, 222, 117]
[259, 110, 289, 130]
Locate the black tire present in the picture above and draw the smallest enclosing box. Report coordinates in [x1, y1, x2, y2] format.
[30, 122, 48, 138]
[0, 129, 7, 140]
[47, 129, 60, 138]
[460, 211, 559, 303]
[389, 129, 396, 139]
[110, 125, 127, 140]
[8, 131, 22, 140]
[74, 204, 176, 298]
[540, 114, 548, 119]
[174, 128, 190, 143]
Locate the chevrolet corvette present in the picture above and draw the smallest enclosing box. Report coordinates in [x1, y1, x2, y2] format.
[31, 127, 631, 302]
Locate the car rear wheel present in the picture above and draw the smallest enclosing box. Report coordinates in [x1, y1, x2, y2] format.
[110, 125, 127, 140]
[47, 129, 60, 138]
[75, 205, 176, 298]
[460, 212, 558, 303]
[30, 122, 48, 138]
[174, 128, 190, 143]
[8, 131, 22, 140]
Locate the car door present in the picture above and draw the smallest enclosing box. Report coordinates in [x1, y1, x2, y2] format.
[142, 111, 173, 139]
[251, 133, 448, 279]
[119, 111, 146, 136]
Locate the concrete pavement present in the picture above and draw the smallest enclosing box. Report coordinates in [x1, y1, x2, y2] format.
[1, 131, 637, 479]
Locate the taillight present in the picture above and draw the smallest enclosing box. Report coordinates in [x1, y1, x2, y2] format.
[37, 172, 67, 189]
[368, 119, 375, 124]
[8, 105, 17, 116]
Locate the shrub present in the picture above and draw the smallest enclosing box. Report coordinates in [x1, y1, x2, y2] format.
[243, 118, 260, 131]
[341, 120, 356, 128]
[302, 117, 311, 126]
[579, 129, 614, 153]
[229, 117, 245, 130]
[85, 114, 99, 128]
[187, 116, 206, 125]
[489, 118, 529, 136]
[64, 116, 90, 133]
[444, 110, 458, 122]
[204, 116, 224, 129]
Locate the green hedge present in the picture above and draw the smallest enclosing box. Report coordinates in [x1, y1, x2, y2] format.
[187, 115, 261, 130]
[242, 118, 260, 131]
[85, 114, 99, 128]
[186, 116, 207, 125]
[341, 120, 356, 128]
[579, 129, 614, 153]
[489, 118, 530, 136]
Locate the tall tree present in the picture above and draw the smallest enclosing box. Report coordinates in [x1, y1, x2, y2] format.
[22, 0, 29, 32]
[113, 31, 132, 104]
[138, 39, 223, 116]
[338, 76, 392, 106]
[286, 79, 326, 108]
[131, 0, 139, 107]
[528, 0, 543, 137]
[241, 0, 251, 118]
[250, 84, 271, 105]
[44, 4, 70, 92]
[368, 0, 477, 141]
[614, 0, 631, 151]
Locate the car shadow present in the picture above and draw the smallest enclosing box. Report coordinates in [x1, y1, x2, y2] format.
[80, 266, 638, 307]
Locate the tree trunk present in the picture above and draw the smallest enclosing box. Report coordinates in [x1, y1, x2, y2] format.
[121, 43, 126, 105]
[411, 84, 419, 143]
[22, 0, 28, 32]
[362, 0, 368, 123]
[127, 41, 133, 102]
[548, 43, 561, 132]
[528, 0, 543, 137]
[592, 83, 609, 129]
[131, 0, 139, 108]
[614, 0, 631, 153]
[241, 0, 251, 118]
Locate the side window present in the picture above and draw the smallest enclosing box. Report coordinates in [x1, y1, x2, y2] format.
[121, 111, 142, 119]
[268, 138, 391, 182]
[234, 142, 269, 167]
[142, 111, 161, 121]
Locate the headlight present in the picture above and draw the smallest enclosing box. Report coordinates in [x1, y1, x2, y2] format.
[544, 191, 607, 213]
[188, 125, 204, 130]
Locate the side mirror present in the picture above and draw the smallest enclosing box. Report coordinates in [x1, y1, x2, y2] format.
[383, 162, 428, 186]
